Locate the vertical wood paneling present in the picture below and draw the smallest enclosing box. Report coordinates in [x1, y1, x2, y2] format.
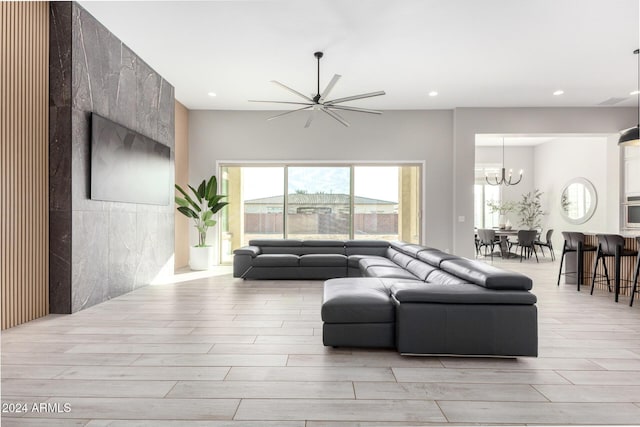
[1, 2, 50, 330]
[174, 101, 189, 269]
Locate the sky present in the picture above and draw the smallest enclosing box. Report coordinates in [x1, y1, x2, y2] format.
[239, 166, 400, 203]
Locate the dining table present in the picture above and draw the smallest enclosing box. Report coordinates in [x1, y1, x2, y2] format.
[493, 229, 519, 258]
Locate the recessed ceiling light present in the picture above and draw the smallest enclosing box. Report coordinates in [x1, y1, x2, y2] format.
[630, 90, 640, 96]
[208, 92, 217, 97]
[428, 91, 438, 97]
[553, 90, 564, 96]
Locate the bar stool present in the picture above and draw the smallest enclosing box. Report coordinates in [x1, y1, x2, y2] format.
[589, 234, 638, 303]
[629, 236, 640, 307]
[556, 231, 597, 291]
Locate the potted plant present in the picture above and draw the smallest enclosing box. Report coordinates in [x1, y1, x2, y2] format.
[517, 189, 545, 230]
[486, 200, 516, 229]
[175, 175, 228, 270]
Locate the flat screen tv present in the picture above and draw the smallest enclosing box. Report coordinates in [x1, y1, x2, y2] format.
[91, 113, 170, 205]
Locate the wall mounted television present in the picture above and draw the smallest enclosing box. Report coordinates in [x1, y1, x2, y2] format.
[90, 113, 170, 205]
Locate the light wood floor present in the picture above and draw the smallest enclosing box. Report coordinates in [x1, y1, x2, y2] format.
[2, 255, 640, 426]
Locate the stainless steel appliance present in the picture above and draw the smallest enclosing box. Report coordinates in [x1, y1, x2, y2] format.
[624, 196, 640, 229]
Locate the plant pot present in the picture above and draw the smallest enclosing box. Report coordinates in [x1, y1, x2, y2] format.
[189, 246, 214, 270]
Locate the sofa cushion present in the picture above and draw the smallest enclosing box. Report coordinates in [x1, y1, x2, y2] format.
[391, 253, 415, 268]
[417, 249, 460, 267]
[322, 278, 394, 323]
[249, 239, 303, 247]
[303, 240, 345, 247]
[252, 254, 299, 267]
[397, 243, 436, 258]
[321, 277, 395, 323]
[359, 257, 398, 270]
[390, 282, 537, 305]
[261, 246, 307, 255]
[345, 240, 389, 247]
[348, 254, 370, 269]
[300, 254, 347, 267]
[261, 246, 345, 255]
[390, 241, 410, 252]
[425, 270, 469, 285]
[386, 248, 403, 260]
[233, 246, 261, 257]
[345, 240, 389, 256]
[440, 258, 533, 291]
[405, 260, 438, 281]
[364, 266, 420, 280]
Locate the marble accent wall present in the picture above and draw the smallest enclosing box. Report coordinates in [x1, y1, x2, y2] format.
[49, 2, 175, 313]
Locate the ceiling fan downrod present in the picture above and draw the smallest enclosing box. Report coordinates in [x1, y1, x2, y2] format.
[313, 51, 323, 103]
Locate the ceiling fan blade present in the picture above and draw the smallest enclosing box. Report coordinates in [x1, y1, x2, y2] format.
[249, 100, 313, 106]
[325, 90, 386, 105]
[304, 107, 318, 128]
[319, 74, 341, 102]
[321, 107, 350, 127]
[267, 105, 313, 121]
[270, 80, 314, 102]
[326, 105, 383, 115]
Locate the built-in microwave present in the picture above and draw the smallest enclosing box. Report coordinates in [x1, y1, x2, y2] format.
[624, 196, 640, 229]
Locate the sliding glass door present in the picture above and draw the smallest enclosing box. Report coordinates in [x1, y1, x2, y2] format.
[220, 163, 422, 264]
[287, 166, 351, 240]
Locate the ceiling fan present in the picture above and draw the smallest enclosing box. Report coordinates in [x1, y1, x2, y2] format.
[249, 51, 385, 128]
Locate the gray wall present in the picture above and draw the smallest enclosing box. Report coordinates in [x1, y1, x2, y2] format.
[49, 2, 175, 313]
[188, 110, 454, 262]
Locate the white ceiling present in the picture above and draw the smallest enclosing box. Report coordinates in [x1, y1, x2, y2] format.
[79, 0, 640, 111]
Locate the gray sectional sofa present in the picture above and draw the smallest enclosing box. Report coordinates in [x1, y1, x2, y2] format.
[233, 239, 537, 357]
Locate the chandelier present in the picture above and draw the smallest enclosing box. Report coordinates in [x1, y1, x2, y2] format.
[485, 138, 523, 186]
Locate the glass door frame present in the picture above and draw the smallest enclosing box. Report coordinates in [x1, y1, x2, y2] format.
[217, 160, 426, 264]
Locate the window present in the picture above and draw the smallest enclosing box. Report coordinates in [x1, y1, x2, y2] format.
[474, 166, 501, 229]
[219, 163, 422, 264]
[287, 166, 351, 240]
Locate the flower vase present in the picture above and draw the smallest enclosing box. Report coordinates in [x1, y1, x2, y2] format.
[498, 214, 506, 230]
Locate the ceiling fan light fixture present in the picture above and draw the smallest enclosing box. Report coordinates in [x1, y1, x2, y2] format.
[619, 49, 640, 147]
[249, 52, 386, 128]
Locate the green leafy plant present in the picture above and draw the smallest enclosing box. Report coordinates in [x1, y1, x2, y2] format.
[175, 175, 228, 247]
[486, 200, 517, 215]
[517, 189, 545, 230]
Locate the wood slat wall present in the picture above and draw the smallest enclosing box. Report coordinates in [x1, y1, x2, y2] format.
[1, 2, 50, 330]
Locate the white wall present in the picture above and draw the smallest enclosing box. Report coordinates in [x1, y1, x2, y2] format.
[533, 137, 613, 251]
[189, 110, 454, 263]
[475, 145, 535, 225]
[454, 107, 637, 258]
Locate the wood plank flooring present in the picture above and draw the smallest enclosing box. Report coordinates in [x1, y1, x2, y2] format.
[2, 257, 640, 425]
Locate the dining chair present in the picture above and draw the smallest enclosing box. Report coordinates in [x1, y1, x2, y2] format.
[477, 229, 497, 260]
[513, 229, 539, 263]
[535, 229, 555, 261]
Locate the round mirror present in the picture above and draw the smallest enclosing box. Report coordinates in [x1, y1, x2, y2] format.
[560, 178, 597, 224]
